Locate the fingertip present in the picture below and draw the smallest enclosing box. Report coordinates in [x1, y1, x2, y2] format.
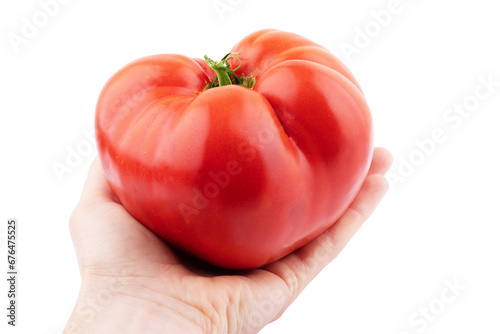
[376, 147, 393, 166]
[370, 147, 393, 176]
[367, 173, 390, 199]
[79, 157, 115, 204]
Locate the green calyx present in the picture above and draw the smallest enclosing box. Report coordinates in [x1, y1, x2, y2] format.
[203, 52, 256, 91]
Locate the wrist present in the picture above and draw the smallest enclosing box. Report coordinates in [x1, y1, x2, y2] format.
[64, 274, 206, 334]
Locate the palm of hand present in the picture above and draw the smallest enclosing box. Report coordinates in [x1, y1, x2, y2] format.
[69, 148, 392, 333]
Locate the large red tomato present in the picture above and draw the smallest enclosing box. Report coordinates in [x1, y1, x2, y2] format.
[95, 29, 373, 269]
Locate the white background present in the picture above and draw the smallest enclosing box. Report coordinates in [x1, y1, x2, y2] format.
[1, 0, 499, 333]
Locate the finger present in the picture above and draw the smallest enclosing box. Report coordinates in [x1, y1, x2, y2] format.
[79, 157, 117, 204]
[263, 172, 389, 311]
[324, 173, 388, 255]
[69, 158, 118, 273]
[368, 147, 393, 176]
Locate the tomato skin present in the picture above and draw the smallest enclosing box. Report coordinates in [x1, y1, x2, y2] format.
[95, 29, 373, 269]
[229, 29, 363, 91]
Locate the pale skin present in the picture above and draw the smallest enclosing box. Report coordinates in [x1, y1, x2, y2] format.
[64, 147, 392, 334]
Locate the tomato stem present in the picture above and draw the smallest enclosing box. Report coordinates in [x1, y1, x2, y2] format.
[204, 53, 255, 91]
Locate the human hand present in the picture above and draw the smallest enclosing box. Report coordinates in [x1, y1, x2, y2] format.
[64, 147, 392, 334]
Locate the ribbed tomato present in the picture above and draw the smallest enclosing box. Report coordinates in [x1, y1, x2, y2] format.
[95, 29, 373, 269]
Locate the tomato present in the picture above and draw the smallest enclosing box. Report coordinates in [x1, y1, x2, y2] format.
[95, 29, 373, 269]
